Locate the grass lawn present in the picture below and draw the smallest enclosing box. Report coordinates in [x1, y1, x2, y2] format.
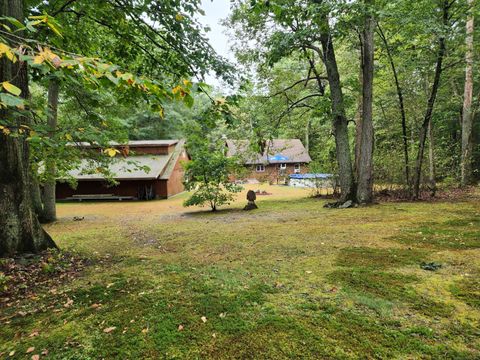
[1, 185, 480, 359]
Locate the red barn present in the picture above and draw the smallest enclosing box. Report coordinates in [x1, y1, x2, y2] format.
[56, 140, 188, 201]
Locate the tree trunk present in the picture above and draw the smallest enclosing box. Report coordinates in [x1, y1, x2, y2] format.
[354, 47, 363, 180]
[0, 0, 56, 256]
[412, 0, 449, 199]
[428, 119, 437, 196]
[305, 118, 310, 153]
[319, 19, 356, 202]
[41, 78, 60, 223]
[356, 0, 375, 204]
[377, 24, 410, 193]
[461, 0, 475, 186]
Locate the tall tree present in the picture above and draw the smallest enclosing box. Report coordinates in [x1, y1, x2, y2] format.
[461, 0, 475, 186]
[377, 24, 410, 192]
[319, 16, 356, 202]
[412, 0, 450, 199]
[41, 77, 60, 223]
[0, 0, 56, 255]
[356, 0, 375, 204]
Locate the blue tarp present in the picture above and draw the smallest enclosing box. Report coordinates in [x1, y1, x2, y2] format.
[289, 173, 333, 179]
[268, 154, 289, 161]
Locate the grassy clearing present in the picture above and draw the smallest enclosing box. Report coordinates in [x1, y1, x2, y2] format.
[1, 185, 480, 359]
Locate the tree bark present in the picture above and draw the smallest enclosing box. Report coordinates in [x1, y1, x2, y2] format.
[461, 0, 475, 186]
[412, 0, 449, 199]
[354, 47, 363, 180]
[356, 0, 375, 204]
[319, 18, 356, 202]
[428, 119, 437, 196]
[0, 0, 56, 256]
[305, 118, 310, 153]
[377, 24, 410, 193]
[41, 78, 60, 223]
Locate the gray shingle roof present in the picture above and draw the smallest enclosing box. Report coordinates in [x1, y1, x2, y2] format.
[226, 139, 311, 164]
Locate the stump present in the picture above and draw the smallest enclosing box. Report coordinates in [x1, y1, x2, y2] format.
[244, 190, 258, 210]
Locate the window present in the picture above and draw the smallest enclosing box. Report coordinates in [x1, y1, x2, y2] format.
[256, 164, 265, 172]
[279, 163, 287, 170]
[294, 164, 301, 174]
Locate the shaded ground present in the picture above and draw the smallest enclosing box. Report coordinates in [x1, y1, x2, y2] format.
[1, 185, 479, 359]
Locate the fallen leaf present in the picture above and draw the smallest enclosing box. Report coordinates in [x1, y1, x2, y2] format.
[90, 303, 101, 309]
[103, 327, 116, 333]
[141, 328, 149, 334]
[9, 350, 15, 356]
[201, 316, 207, 323]
[41, 349, 48, 355]
[26, 347, 35, 353]
[212, 333, 216, 338]
[178, 324, 184, 331]
[219, 312, 226, 318]
[305, 271, 312, 274]
[63, 298, 73, 308]
[29, 331, 39, 337]
[31, 355, 40, 360]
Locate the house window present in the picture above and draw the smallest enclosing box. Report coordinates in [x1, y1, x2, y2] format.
[256, 164, 265, 172]
[279, 163, 287, 170]
[294, 164, 301, 173]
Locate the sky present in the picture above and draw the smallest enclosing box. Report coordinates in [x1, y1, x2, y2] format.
[199, 0, 235, 90]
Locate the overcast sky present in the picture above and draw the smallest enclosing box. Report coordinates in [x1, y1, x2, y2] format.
[199, 0, 235, 90]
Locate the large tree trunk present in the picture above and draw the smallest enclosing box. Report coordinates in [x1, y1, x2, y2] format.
[41, 78, 60, 223]
[412, 0, 449, 199]
[0, 0, 56, 256]
[354, 47, 363, 180]
[356, 0, 375, 204]
[377, 24, 410, 193]
[319, 19, 356, 202]
[461, 0, 475, 186]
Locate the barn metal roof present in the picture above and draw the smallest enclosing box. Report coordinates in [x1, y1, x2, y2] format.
[226, 139, 312, 164]
[70, 140, 178, 148]
[67, 154, 173, 181]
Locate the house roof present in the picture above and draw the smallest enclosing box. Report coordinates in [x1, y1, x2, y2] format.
[226, 139, 312, 164]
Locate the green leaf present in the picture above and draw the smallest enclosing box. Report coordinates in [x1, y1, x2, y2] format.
[0, 93, 24, 107]
[184, 93, 194, 108]
[0, 16, 24, 30]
